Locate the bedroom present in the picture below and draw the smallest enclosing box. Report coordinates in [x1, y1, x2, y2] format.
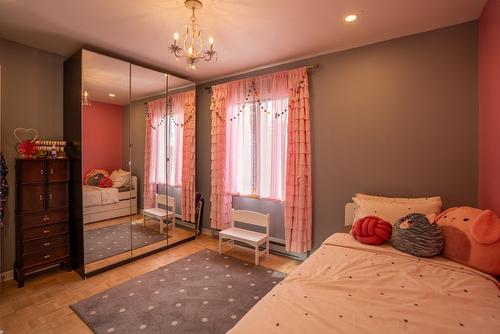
[0, 0, 499, 333]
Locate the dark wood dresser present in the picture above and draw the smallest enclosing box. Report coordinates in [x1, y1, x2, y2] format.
[14, 158, 71, 287]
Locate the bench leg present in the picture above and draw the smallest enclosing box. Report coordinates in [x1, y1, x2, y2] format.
[172, 216, 176, 231]
[219, 236, 223, 255]
[160, 218, 164, 234]
[266, 240, 270, 255]
[255, 245, 259, 266]
[143, 214, 146, 227]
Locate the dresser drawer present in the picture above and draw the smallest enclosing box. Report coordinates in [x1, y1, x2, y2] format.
[18, 160, 46, 184]
[23, 234, 68, 254]
[47, 160, 69, 182]
[19, 184, 45, 213]
[22, 222, 68, 241]
[47, 183, 69, 209]
[23, 245, 68, 268]
[21, 210, 68, 228]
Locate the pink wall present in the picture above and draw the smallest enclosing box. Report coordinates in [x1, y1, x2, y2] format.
[83, 101, 124, 177]
[479, 0, 500, 214]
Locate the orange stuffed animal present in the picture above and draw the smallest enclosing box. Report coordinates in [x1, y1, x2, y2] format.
[435, 207, 500, 276]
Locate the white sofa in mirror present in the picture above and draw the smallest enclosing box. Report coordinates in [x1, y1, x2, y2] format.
[83, 175, 138, 224]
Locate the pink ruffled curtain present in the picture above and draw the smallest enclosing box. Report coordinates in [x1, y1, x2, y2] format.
[210, 68, 312, 248]
[210, 68, 312, 250]
[180, 91, 196, 223]
[210, 84, 233, 230]
[144, 98, 167, 209]
[285, 68, 312, 253]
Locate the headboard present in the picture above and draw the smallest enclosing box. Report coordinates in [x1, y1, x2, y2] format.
[344, 202, 359, 226]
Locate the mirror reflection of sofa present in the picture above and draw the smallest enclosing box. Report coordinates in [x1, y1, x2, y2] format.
[82, 169, 138, 224]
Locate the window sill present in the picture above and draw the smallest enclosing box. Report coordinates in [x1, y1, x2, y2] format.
[231, 193, 284, 203]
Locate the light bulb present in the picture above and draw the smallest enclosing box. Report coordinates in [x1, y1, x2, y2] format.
[188, 46, 193, 55]
[209, 36, 214, 45]
[344, 14, 357, 22]
[84, 91, 88, 97]
[173, 32, 179, 40]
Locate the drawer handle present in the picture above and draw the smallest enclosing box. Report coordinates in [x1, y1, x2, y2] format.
[49, 194, 53, 200]
[40, 169, 44, 175]
[43, 215, 50, 221]
[44, 255, 51, 259]
[50, 168, 54, 175]
[39, 194, 43, 201]
[43, 229, 51, 234]
[43, 242, 51, 246]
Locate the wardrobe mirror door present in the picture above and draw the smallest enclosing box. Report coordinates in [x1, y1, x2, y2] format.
[166, 75, 197, 244]
[81, 50, 132, 273]
[130, 65, 169, 257]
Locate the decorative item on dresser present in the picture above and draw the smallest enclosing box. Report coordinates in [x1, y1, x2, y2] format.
[14, 158, 71, 287]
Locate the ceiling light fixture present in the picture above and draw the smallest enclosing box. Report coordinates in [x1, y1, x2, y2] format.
[82, 90, 91, 106]
[344, 14, 358, 22]
[169, 0, 216, 70]
[109, 93, 116, 97]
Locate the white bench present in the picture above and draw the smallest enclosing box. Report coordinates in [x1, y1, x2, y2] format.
[219, 209, 269, 265]
[142, 194, 176, 234]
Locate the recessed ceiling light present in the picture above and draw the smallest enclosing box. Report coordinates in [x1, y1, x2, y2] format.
[344, 14, 357, 22]
[109, 93, 116, 97]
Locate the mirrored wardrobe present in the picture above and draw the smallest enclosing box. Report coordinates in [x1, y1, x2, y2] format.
[64, 49, 198, 277]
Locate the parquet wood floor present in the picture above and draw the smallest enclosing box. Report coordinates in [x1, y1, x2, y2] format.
[0, 235, 300, 334]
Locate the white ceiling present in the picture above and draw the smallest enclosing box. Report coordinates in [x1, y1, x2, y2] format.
[83, 50, 194, 105]
[0, 0, 487, 82]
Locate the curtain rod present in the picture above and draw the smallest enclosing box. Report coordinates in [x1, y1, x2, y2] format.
[204, 64, 319, 92]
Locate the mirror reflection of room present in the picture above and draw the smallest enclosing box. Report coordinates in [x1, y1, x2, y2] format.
[81, 51, 136, 269]
[129, 66, 197, 257]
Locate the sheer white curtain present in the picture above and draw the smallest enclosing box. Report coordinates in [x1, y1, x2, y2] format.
[167, 93, 184, 186]
[144, 98, 167, 209]
[226, 72, 288, 201]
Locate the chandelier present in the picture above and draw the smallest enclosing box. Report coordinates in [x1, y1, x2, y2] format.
[169, 0, 216, 70]
[82, 90, 91, 106]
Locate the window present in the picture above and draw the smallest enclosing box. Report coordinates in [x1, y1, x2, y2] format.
[146, 99, 168, 185]
[146, 97, 183, 187]
[167, 98, 183, 186]
[226, 96, 288, 201]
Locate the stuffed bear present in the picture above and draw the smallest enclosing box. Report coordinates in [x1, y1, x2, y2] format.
[434, 207, 500, 276]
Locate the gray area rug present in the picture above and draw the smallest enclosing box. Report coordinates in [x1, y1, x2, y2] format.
[84, 223, 170, 264]
[72, 249, 286, 333]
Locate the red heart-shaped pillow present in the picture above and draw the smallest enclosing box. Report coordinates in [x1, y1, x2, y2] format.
[352, 216, 392, 245]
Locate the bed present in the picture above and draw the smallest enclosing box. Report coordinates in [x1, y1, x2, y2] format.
[83, 176, 138, 224]
[229, 204, 500, 333]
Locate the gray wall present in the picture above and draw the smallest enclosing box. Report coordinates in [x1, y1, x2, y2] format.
[196, 21, 479, 250]
[0, 21, 479, 270]
[0, 39, 65, 272]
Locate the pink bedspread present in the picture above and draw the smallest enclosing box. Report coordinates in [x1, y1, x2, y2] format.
[229, 233, 500, 333]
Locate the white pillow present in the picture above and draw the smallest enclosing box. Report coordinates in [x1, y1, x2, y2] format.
[110, 169, 131, 188]
[352, 194, 442, 225]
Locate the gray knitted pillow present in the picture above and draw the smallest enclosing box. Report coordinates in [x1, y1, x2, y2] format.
[391, 213, 443, 257]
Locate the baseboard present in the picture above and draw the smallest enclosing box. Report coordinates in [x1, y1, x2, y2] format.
[0, 270, 13, 282]
[201, 227, 213, 236]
